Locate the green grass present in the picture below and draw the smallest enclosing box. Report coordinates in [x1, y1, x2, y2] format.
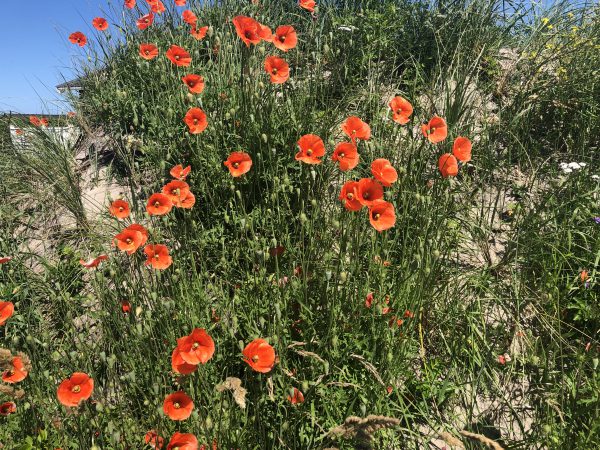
[0, 0, 599, 449]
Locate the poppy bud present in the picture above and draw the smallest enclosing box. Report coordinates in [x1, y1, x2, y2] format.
[311, 199, 317, 207]
[238, 340, 245, 351]
[205, 416, 213, 429]
[43, 370, 50, 378]
[325, 271, 332, 280]
[360, 403, 367, 416]
[433, 249, 440, 258]
[310, 169, 316, 180]
[275, 304, 281, 320]
[302, 380, 309, 392]
[331, 335, 338, 348]
[300, 213, 307, 223]
[323, 44, 330, 53]
[339, 271, 347, 283]
[12, 336, 20, 345]
[261, 133, 268, 143]
[96, 402, 104, 412]
[225, 112, 231, 120]
[387, 352, 394, 362]
[229, 108, 236, 115]
[282, 421, 289, 431]
[323, 361, 330, 374]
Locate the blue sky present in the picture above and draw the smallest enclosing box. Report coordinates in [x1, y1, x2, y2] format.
[0, 0, 108, 114]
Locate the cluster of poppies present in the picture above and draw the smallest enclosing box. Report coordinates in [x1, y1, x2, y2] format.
[0, 346, 30, 417]
[155, 330, 277, 446]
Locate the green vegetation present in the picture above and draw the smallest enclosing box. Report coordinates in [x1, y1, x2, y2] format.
[0, 0, 598, 449]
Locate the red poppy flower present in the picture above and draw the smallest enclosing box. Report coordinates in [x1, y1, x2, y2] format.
[181, 192, 196, 209]
[171, 346, 198, 375]
[273, 25, 297, 52]
[332, 142, 359, 171]
[147, 193, 173, 216]
[190, 25, 209, 40]
[0, 402, 16, 416]
[144, 244, 173, 270]
[121, 300, 131, 314]
[109, 199, 130, 219]
[258, 23, 273, 42]
[182, 10, 197, 25]
[145, 430, 165, 449]
[170, 164, 191, 180]
[371, 159, 398, 187]
[127, 224, 149, 246]
[2, 356, 28, 384]
[69, 32, 87, 47]
[139, 43, 159, 60]
[365, 292, 374, 308]
[29, 115, 41, 126]
[67, 111, 76, 118]
[287, 388, 305, 404]
[421, 116, 448, 143]
[167, 432, 198, 450]
[114, 225, 146, 254]
[92, 17, 109, 31]
[299, 0, 316, 13]
[368, 200, 396, 232]
[0, 256, 13, 264]
[452, 136, 472, 162]
[149, 0, 166, 14]
[14, 128, 23, 135]
[224, 152, 253, 177]
[174, 0, 186, 5]
[57, 372, 94, 407]
[296, 134, 325, 164]
[124, 0, 136, 8]
[162, 180, 190, 207]
[388, 96, 413, 125]
[356, 178, 383, 206]
[137, 13, 154, 30]
[0, 301, 15, 326]
[163, 391, 194, 421]
[339, 181, 362, 211]
[166, 45, 192, 66]
[184, 107, 208, 134]
[232, 16, 262, 47]
[182, 74, 205, 94]
[264, 56, 290, 84]
[243, 338, 275, 373]
[40, 118, 49, 127]
[79, 254, 109, 269]
[438, 153, 458, 178]
[342, 116, 371, 142]
[177, 328, 215, 364]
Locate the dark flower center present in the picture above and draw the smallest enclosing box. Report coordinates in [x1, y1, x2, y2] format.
[306, 149, 313, 156]
[374, 213, 381, 220]
[233, 162, 240, 168]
